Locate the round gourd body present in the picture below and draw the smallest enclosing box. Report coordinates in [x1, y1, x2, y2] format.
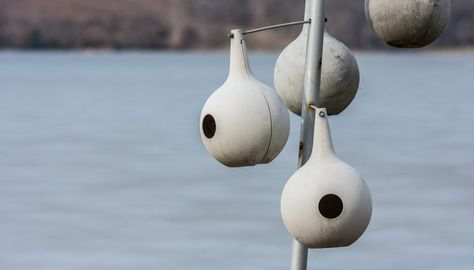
[365, 0, 451, 48]
[280, 108, 372, 248]
[200, 30, 290, 167]
[281, 156, 372, 248]
[274, 32, 360, 116]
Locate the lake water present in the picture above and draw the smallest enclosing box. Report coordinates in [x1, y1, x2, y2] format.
[0, 51, 473, 270]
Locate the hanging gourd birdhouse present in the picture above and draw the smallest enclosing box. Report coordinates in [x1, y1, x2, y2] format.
[274, 4, 360, 116]
[200, 29, 290, 168]
[281, 108, 372, 248]
[365, 0, 451, 48]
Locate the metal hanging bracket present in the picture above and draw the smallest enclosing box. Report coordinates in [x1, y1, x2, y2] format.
[243, 20, 311, 35]
[228, 18, 327, 38]
[228, 20, 311, 39]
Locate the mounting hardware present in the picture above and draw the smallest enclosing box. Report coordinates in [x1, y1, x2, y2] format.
[242, 20, 311, 36]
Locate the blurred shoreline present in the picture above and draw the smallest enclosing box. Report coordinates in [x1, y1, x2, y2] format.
[1, 0, 472, 51]
[1, 46, 473, 54]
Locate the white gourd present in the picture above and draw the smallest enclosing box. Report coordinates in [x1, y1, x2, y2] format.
[281, 108, 372, 248]
[365, 0, 451, 48]
[200, 30, 290, 167]
[274, 3, 360, 116]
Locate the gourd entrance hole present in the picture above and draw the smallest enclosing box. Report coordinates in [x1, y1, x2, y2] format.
[202, 114, 216, 139]
[318, 194, 343, 219]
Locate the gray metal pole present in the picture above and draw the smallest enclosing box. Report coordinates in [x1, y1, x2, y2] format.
[290, 0, 325, 269]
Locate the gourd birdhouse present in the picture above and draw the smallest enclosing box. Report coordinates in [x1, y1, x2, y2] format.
[274, 2, 360, 116]
[281, 108, 372, 248]
[200, 29, 290, 167]
[365, 0, 451, 48]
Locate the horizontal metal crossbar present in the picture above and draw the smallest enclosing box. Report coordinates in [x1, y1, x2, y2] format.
[241, 20, 311, 36]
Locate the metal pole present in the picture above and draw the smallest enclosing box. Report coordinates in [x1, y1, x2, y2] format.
[290, 0, 325, 269]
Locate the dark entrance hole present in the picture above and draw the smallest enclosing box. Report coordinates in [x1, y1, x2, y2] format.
[202, 114, 216, 139]
[318, 194, 343, 219]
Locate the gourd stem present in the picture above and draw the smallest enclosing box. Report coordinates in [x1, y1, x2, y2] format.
[311, 108, 335, 157]
[228, 30, 252, 79]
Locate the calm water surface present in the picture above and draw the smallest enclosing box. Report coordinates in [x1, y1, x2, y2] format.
[0, 51, 473, 270]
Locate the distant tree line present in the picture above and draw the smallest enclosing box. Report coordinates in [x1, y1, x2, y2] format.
[0, 0, 472, 50]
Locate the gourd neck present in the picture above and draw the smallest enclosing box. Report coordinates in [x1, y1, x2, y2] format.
[228, 29, 252, 80]
[311, 108, 336, 160]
